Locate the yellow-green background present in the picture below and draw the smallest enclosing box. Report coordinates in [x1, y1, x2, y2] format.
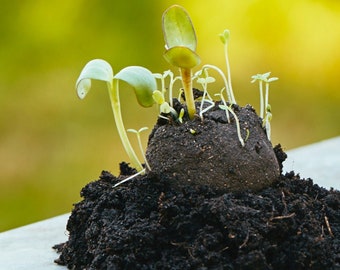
[1, 0, 339, 232]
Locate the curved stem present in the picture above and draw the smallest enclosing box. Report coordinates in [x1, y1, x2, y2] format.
[180, 67, 196, 119]
[202, 64, 236, 104]
[109, 79, 143, 171]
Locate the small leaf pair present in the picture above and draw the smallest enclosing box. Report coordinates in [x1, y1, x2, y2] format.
[76, 59, 157, 172]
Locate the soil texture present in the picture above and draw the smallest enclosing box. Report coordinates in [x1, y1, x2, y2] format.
[54, 162, 340, 269]
[54, 100, 339, 269]
[146, 101, 280, 192]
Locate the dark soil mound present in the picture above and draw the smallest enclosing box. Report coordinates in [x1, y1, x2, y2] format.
[146, 102, 280, 192]
[54, 161, 340, 269]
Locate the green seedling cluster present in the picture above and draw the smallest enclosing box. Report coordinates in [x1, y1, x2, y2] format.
[251, 72, 278, 140]
[75, 4, 278, 174]
[76, 60, 156, 172]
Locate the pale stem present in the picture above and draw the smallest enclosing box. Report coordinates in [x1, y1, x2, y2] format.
[180, 67, 196, 119]
[202, 64, 236, 105]
[223, 43, 236, 104]
[168, 74, 181, 107]
[136, 130, 151, 171]
[265, 120, 271, 141]
[109, 80, 143, 172]
[216, 91, 230, 123]
[113, 169, 146, 188]
[265, 82, 269, 113]
[199, 80, 208, 113]
[168, 72, 174, 107]
[259, 81, 264, 119]
[225, 105, 245, 147]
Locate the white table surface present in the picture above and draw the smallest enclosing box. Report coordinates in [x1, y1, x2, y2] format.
[1, 137, 339, 269]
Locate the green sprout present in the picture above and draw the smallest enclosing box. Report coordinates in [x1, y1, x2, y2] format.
[127, 127, 151, 171]
[162, 5, 201, 119]
[177, 108, 185, 123]
[167, 71, 182, 107]
[196, 70, 215, 119]
[153, 70, 170, 96]
[263, 104, 272, 140]
[153, 70, 181, 108]
[76, 59, 156, 172]
[219, 29, 236, 104]
[216, 89, 245, 147]
[152, 89, 177, 117]
[251, 72, 270, 118]
[251, 72, 278, 140]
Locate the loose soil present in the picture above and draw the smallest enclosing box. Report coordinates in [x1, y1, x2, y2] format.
[54, 163, 339, 269]
[54, 101, 339, 269]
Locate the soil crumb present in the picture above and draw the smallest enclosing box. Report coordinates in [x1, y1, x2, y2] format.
[54, 164, 339, 269]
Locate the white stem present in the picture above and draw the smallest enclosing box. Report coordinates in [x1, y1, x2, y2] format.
[136, 131, 151, 171]
[202, 64, 236, 105]
[259, 81, 264, 119]
[113, 169, 145, 188]
[226, 105, 245, 147]
[265, 82, 269, 113]
[109, 80, 143, 172]
[224, 43, 236, 104]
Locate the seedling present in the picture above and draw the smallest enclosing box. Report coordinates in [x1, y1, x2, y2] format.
[75, 5, 278, 178]
[216, 89, 245, 147]
[127, 127, 151, 171]
[219, 29, 236, 104]
[196, 70, 215, 119]
[263, 105, 272, 140]
[153, 70, 170, 96]
[251, 72, 270, 118]
[76, 59, 157, 172]
[177, 108, 185, 123]
[162, 5, 201, 119]
[251, 72, 278, 140]
[152, 90, 177, 117]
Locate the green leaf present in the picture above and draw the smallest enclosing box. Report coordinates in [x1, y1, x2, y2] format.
[153, 73, 163, 79]
[219, 29, 230, 45]
[160, 102, 171, 114]
[127, 129, 138, 134]
[152, 90, 165, 105]
[138, 127, 149, 133]
[114, 66, 157, 108]
[163, 46, 201, 69]
[76, 59, 114, 99]
[197, 76, 216, 84]
[267, 77, 279, 82]
[162, 5, 197, 51]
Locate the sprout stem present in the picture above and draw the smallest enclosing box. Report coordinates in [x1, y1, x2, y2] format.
[109, 79, 143, 172]
[223, 42, 236, 104]
[202, 64, 236, 105]
[259, 80, 264, 118]
[180, 67, 196, 119]
[127, 127, 151, 171]
[113, 169, 146, 188]
[265, 81, 269, 114]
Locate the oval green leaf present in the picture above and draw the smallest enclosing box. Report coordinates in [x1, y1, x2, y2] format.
[163, 46, 201, 69]
[114, 66, 157, 108]
[162, 5, 197, 51]
[76, 59, 114, 99]
[219, 29, 230, 45]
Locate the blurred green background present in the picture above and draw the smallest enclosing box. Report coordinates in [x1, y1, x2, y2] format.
[1, 0, 339, 231]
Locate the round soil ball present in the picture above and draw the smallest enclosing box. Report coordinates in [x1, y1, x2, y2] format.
[145, 103, 280, 192]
